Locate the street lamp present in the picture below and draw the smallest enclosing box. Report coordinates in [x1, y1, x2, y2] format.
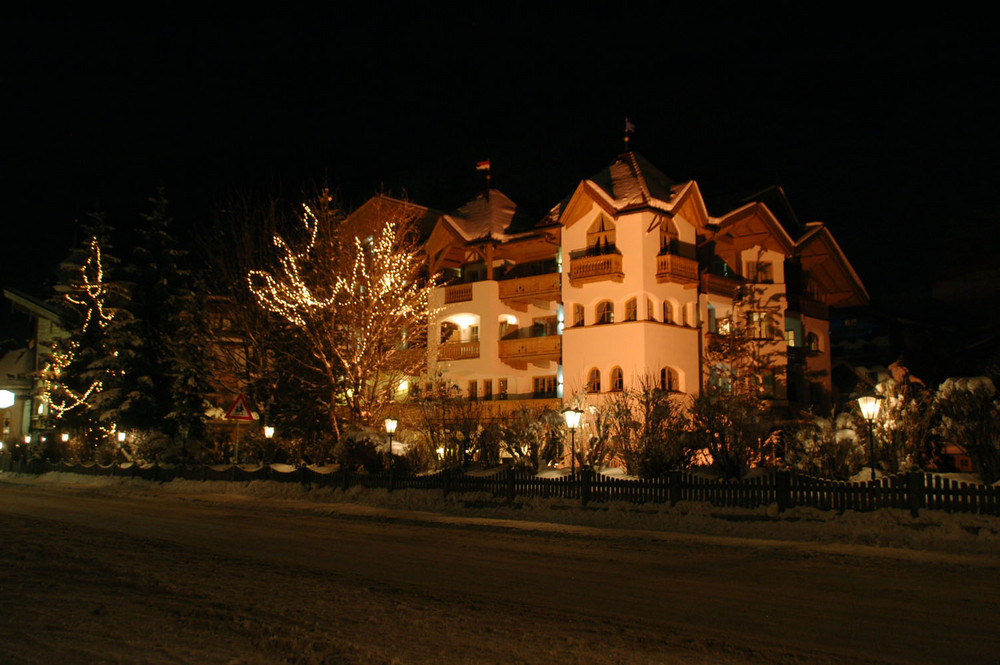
[384, 417, 398, 468]
[263, 425, 275, 440]
[562, 407, 583, 475]
[857, 395, 884, 481]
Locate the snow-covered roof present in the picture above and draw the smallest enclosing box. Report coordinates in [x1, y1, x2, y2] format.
[586, 152, 683, 212]
[444, 189, 535, 242]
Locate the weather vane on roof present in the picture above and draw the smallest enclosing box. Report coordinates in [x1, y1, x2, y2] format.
[624, 118, 636, 149]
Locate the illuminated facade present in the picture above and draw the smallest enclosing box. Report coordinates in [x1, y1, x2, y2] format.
[423, 152, 869, 412]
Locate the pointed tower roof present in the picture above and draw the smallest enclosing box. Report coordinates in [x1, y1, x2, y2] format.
[587, 152, 678, 210]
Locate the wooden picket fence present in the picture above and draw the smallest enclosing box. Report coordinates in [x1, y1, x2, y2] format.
[7, 458, 1000, 517]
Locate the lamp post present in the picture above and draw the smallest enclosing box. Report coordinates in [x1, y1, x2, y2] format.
[384, 418, 398, 470]
[562, 407, 583, 476]
[857, 395, 883, 481]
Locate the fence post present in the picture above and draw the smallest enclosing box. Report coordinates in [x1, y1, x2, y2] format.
[506, 466, 516, 504]
[775, 470, 791, 513]
[342, 467, 350, 492]
[581, 467, 592, 506]
[387, 465, 394, 493]
[906, 471, 924, 518]
[668, 470, 682, 507]
[442, 467, 451, 498]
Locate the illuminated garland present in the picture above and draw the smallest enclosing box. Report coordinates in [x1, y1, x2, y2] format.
[65, 236, 115, 332]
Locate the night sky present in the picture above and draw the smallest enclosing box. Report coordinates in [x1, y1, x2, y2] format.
[3, 9, 998, 344]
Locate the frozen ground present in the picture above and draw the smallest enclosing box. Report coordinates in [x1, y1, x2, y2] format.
[0, 472, 998, 664]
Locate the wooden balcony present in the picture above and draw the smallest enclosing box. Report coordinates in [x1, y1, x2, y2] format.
[437, 340, 479, 361]
[443, 283, 473, 304]
[655, 254, 699, 285]
[498, 335, 561, 369]
[569, 253, 624, 286]
[498, 272, 561, 305]
[701, 272, 741, 297]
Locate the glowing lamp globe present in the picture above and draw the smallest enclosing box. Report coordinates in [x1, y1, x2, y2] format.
[857, 396, 882, 422]
[0, 390, 15, 409]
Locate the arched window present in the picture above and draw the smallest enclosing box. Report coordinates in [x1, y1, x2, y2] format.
[647, 297, 654, 321]
[625, 298, 637, 321]
[587, 215, 616, 253]
[573, 304, 585, 327]
[660, 367, 679, 392]
[610, 367, 624, 392]
[587, 368, 601, 393]
[807, 332, 820, 352]
[596, 300, 614, 325]
[662, 301, 673, 325]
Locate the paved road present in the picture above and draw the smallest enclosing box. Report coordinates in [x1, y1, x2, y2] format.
[0, 481, 997, 664]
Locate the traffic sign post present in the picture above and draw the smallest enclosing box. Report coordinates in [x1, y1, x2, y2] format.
[225, 394, 255, 464]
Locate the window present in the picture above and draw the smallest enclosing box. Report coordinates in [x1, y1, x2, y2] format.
[498, 378, 508, 399]
[469, 325, 480, 342]
[533, 376, 557, 398]
[807, 332, 820, 352]
[717, 317, 731, 335]
[707, 303, 717, 333]
[784, 329, 796, 346]
[748, 312, 772, 339]
[659, 218, 680, 254]
[587, 368, 601, 393]
[596, 301, 614, 325]
[468, 380, 478, 400]
[483, 379, 492, 400]
[747, 261, 773, 283]
[499, 320, 510, 339]
[573, 304, 585, 327]
[647, 297, 654, 321]
[610, 367, 624, 392]
[625, 298, 637, 322]
[586, 215, 616, 252]
[660, 367, 679, 392]
[440, 321, 458, 343]
[662, 301, 673, 324]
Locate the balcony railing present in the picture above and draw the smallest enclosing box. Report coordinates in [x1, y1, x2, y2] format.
[701, 272, 741, 297]
[498, 335, 561, 367]
[655, 254, 699, 285]
[437, 340, 480, 361]
[498, 272, 561, 303]
[444, 283, 473, 304]
[569, 252, 624, 285]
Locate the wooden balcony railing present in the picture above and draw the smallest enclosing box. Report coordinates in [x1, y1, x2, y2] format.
[498, 273, 561, 303]
[444, 283, 473, 304]
[437, 340, 480, 361]
[655, 254, 699, 285]
[701, 272, 741, 297]
[498, 335, 561, 361]
[569, 253, 624, 285]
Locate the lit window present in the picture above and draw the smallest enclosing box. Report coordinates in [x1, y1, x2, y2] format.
[784, 329, 796, 346]
[587, 368, 601, 393]
[748, 312, 772, 339]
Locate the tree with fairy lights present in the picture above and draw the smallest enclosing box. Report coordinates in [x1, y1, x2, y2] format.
[248, 194, 436, 438]
[46, 212, 129, 457]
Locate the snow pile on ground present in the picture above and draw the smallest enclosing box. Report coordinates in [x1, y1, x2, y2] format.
[7, 471, 999, 556]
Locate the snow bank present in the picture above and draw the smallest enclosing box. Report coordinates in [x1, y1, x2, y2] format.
[5, 471, 998, 556]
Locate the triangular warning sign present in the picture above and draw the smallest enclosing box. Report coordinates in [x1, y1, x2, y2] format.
[224, 393, 255, 421]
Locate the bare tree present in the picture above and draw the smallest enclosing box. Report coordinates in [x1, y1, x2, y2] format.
[602, 375, 690, 476]
[247, 195, 436, 434]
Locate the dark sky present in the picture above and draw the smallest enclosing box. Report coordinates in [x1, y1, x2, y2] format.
[3, 8, 998, 342]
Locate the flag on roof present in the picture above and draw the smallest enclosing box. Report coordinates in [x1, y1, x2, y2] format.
[625, 118, 636, 134]
[476, 160, 491, 171]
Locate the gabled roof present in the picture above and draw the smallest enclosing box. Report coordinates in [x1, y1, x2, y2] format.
[3, 288, 68, 326]
[711, 202, 797, 256]
[795, 223, 869, 307]
[443, 189, 535, 242]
